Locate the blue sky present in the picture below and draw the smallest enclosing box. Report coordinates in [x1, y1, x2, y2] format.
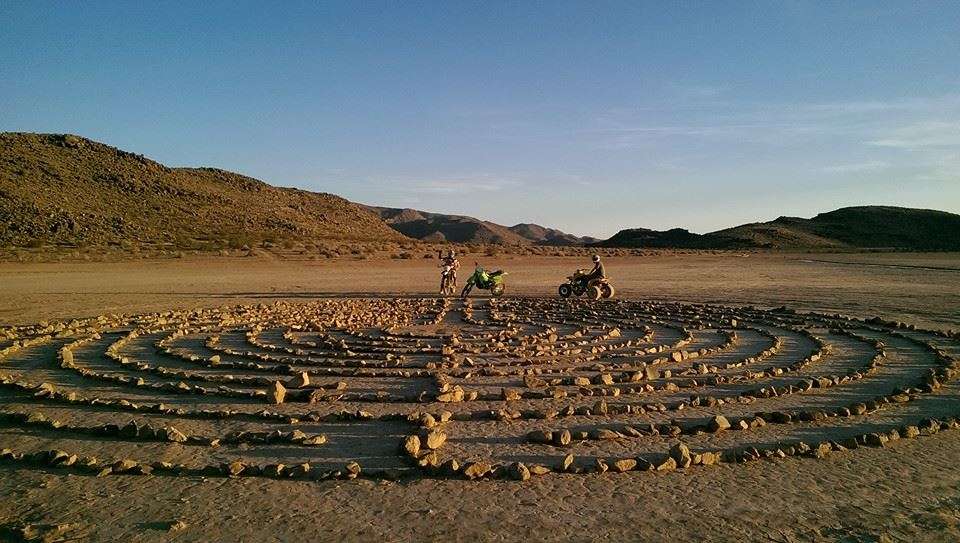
[2, 1, 958, 237]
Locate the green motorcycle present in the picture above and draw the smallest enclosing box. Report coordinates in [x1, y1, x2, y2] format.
[461, 264, 507, 298]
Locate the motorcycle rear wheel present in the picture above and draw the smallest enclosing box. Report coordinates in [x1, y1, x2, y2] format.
[600, 283, 615, 299]
[587, 286, 602, 300]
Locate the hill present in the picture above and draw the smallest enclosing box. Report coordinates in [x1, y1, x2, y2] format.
[0, 133, 406, 248]
[368, 206, 595, 246]
[596, 206, 960, 250]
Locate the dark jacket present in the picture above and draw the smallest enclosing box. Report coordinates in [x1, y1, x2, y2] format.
[585, 261, 605, 280]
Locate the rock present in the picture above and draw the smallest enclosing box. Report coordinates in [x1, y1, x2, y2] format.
[425, 430, 447, 450]
[289, 463, 311, 477]
[269, 381, 287, 404]
[113, 459, 139, 473]
[463, 461, 492, 480]
[225, 460, 245, 477]
[699, 451, 719, 466]
[669, 442, 692, 468]
[644, 366, 658, 380]
[288, 372, 310, 388]
[302, 435, 327, 446]
[345, 462, 361, 478]
[164, 426, 188, 443]
[526, 430, 553, 444]
[529, 464, 551, 476]
[501, 388, 522, 401]
[553, 429, 572, 447]
[597, 373, 614, 386]
[167, 520, 189, 532]
[865, 433, 888, 448]
[590, 428, 619, 440]
[436, 386, 464, 402]
[655, 457, 677, 471]
[560, 453, 575, 472]
[508, 462, 531, 481]
[612, 458, 637, 472]
[707, 415, 731, 432]
[594, 458, 608, 474]
[402, 435, 421, 457]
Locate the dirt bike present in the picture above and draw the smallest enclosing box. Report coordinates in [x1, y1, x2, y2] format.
[461, 265, 507, 298]
[558, 269, 615, 300]
[440, 264, 457, 295]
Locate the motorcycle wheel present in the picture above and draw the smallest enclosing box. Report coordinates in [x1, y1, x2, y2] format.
[587, 286, 602, 300]
[600, 283, 615, 299]
[558, 284, 573, 298]
[491, 283, 505, 297]
[460, 284, 472, 299]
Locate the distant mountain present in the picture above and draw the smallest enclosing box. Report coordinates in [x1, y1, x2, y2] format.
[509, 223, 600, 246]
[598, 228, 707, 249]
[368, 206, 596, 246]
[596, 206, 960, 251]
[0, 133, 405, 248]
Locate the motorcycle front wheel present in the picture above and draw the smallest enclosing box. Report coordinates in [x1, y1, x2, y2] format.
[558, 284, 573, 298]
[491, 283, 505, 297]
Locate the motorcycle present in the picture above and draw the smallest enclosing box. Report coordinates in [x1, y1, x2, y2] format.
[440, 264, 457, 295]
[461, 264, 507, 298]
[558, 269, 615, 300]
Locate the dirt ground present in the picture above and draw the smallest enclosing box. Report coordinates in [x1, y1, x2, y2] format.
[1, 252, 960, 542]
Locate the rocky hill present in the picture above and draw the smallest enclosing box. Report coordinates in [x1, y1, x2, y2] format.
[596, 206, 960, 250]
[369, 206, 596, 246]
[0, 133, 406, 248]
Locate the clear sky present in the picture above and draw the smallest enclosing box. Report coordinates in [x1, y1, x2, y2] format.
[2, 1, 958, 237]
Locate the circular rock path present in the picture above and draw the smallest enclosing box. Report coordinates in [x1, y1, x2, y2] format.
[2, 297, 959, 481]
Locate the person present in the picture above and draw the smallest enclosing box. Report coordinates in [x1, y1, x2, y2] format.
[439, 250, 460, 292]
[583, 254, 605, 287]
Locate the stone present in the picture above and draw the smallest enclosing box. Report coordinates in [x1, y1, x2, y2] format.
[288, 372, 310, 388]
[463, 461, 492, 480]
[526, 430, 553, 444]
[269, 381, 287, 404]
[502, 388, 522, 401]
[302, 435, 327, 446]
[529, 464, 551, 476]
[113, 459, 139, 473]
[553, 429, 572, 447]
[164, 426, 188, 443]
[590, 428, 619, 440]
[225, 460, 245, 477]
[669, 442, 692, 468]
[425, 430, 447, 450]
[560, 453, 575, 472]
[612, 458, 637, 472]
[345, 462, 361, 478]
[402, 435, 421, 457]
[508, 462, 531, 481]
[707, 415, 731, 432]
[655, 457, 677, 471]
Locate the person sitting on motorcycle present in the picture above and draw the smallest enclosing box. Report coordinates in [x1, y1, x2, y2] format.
[584, 254, 606, 287]
[439, 250, 460, 292]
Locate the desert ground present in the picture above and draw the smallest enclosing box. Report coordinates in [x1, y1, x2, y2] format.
[1, 252, 960, 542]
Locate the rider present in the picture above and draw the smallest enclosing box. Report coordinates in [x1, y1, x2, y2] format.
[439, 249, 460, 291]
[583, 254, 605, 287]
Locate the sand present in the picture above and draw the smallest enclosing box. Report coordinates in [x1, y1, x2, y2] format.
[1, 252, 959, 542]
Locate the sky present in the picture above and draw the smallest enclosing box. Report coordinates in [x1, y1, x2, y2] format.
[2, 1, 959, 238]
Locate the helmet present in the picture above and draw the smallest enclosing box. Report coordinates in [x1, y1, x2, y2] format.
[592, 255, 601, 263]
